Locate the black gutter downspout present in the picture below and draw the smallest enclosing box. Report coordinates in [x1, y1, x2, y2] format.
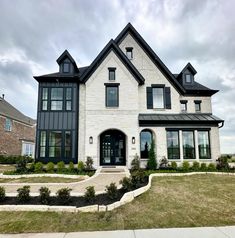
[219, 121, 224, 128]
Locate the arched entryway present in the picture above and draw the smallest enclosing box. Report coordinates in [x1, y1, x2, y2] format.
[100, 129, 126, 166]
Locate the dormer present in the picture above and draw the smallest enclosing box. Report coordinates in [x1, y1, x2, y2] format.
[56, 50, 78, 75]
[177, 63, 197, 86]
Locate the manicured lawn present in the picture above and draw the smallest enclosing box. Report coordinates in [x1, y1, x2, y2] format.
[0, 174, 234, 233]
[0, 176, 84, 183]
[0, 165, 15, 173]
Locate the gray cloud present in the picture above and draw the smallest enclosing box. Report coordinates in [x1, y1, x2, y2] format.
[0, 0, 234, 153]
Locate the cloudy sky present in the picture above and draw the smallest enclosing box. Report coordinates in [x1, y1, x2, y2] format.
[0, 0, 234, 153]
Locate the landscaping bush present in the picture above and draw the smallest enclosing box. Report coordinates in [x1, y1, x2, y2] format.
[131, 170, 146, 188]
[0, 155, 33, 164]
[147, 140, 157, 170]
[85, 157, 94, 170]
[131, 154, 140, 171]
[182, 161, 190, 171]
[28, 162, 35, 172]
[39, 186, 51, 205]
[56, 187, 72, 204]
[15, 156, 33, 173]
[208, 163, 216, 171]
[170, 161, 177, 170]
[159, 156, 169, 169]
[57, 161, 65, 173]
[17, 186, 30, 203]
[34, 162, 44, 173]
[119, 177, 132, 191]
[68, 162, 75, 172]
[105, 183, 118, 200]
[200, 162, 207, 171]
[77, 161, 85, 173]
[84, 186, 95, 202]
[191, 161, 200, 171]
[0, 186, 6, 202]
[216, 156, 230, 170]
[46, 162, 55, 173]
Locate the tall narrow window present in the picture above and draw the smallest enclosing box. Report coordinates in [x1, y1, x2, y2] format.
[180, 100, 187, 112]
[126, 47, 133, 60]
[198, 131, 210, 159]
[185, 74, 192, 83]
[195, 100, 201, 112]
[50, 88, 63, 110]
[65, 131, 71, 158]
[5, 118, 12, 131]
[42, 88, 48, 111]
[106, 86, 118, 107]
[153, 87, 164, 109]
[140, 130, 153, 158]
[108, 68, 116, 81]
[182, 131, 195, 159]
[49, 131, 62, 157]
[63, 62, 70, 73]
[39, 131, 46, 157]
[167, 131, 180, 160]
[65, 88, 72, 111]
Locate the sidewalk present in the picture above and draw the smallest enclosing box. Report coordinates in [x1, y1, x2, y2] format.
[0, 226, 234, 238]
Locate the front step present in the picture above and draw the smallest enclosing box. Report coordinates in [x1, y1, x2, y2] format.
[97, 166, 130, 175]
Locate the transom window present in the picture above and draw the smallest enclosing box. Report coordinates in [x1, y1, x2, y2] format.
[126, 47, 133, 60]
[167, 131, 180, 160]
[182, 131, 195, 159]
[5, 118, 12, 132]
[198, 131, 210, 159]
[153, 87, 164, 109]
[108, 68, 116, 81]
[185, 74, 192, 83]
[140, 129, 153, 158]
[106, 85, 119, 107]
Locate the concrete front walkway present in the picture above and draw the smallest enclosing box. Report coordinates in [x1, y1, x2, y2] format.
[1, 167, 129, 196]
[0, 226, 234, 238]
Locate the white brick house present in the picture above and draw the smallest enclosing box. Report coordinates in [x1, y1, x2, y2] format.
[34, 23, 224, 168]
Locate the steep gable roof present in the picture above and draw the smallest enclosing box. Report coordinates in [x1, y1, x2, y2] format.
[80, 39, 145, 85]
[56, 50, 78, 71]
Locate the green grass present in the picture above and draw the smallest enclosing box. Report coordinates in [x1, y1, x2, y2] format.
[0, 174, 234, 233]
[0, 165, 15, 173]
[0, 176, 84, 183]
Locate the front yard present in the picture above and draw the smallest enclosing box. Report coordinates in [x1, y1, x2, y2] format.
[0, 174, 234, 233]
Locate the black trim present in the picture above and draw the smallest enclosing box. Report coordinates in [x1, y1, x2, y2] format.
[198, 130, 211, 160]
[182, 130, 196, 160]
[108, 68, 116, 81]
[105, 85, 119, 107]
[166, 130, 180, 160]
[180, 100, 188, 103]
[151, 84, 165, 87]
[146, 87, 153, 109]
[104, 83, 120, 86]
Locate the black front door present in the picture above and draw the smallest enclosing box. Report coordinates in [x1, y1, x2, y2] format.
[100, 130, 126, 166]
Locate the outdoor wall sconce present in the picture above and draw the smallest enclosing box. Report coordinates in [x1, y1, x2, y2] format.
[132, 137, 135, 144]
[89, 136, 93, 144]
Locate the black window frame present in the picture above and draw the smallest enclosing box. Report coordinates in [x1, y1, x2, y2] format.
[39, 130, 47, 158]
[152, 85, 165, 109]
[41, 88, 49, 111]
[180, 100, 188, 112]
[166, 130, 180, 160]
[140, 129, 153, 159]
[108, 67, 116, 81]
[65, 88, 73, 111]
[50, 87, 64, 111]
[185, 74, 192, 84]
[198, 130, 211, 160]
[126, 47, 133, 60]
[63, 62, 70, 73]
[105, 83, 120, 108]
[194, 100, 201, 112]
[182, 130, 196, 160]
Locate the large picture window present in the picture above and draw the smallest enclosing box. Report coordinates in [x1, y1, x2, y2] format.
[140, 129, 152, 158]
[49, 131, 62, 158]
[153, 87, 164, 109]
[167, 131, 180, 160]
[198, 131, 210, 159]
[182, 131, 195, 159]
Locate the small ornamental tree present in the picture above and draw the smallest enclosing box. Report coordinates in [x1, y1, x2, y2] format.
[147, 140, 157, 170]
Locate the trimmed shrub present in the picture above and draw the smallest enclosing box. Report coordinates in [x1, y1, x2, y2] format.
[68, 162, 75, 172]
[85, 157, 94, 170]
[17, 186, 30, 203]
[0, 155, 33, 164]
[56, 187, 72, 204]
[34, 162, 44, 173]
[105, 183, 118, 200]
[147, 140, 157, 170]
[159, 156, 169, 169]
[119, 177, 132, 191]
[191, 161, 200, 171]
[39, 186, 51, 205]
[182, 161, 190, 171]
[200, 162, 207, 171]
[29, 162, 35, 172]
[217, 156, 230, 170]
[57, 161, 65, 173]
[131, 154, 140, 171]
[131, 170, 146, 188]
[77, 161, 85, 173]
[171, 161, 177, 170]
[208, 163, 216, 171]
[15, 156, 33, 173]
[0, 186, 6, 202]
[84, 186, 95, 202]
[46, 162, 55, 173]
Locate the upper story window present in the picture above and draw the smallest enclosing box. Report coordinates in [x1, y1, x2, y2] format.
[65, 88, 72, 111]
[51, 88, 63, 110]
[42, 88, 48, 110]
[108, 68, 116, 81]
[185, 74, 192, 83]
[194, 100, 201, 112]
[5, 118, 12, 131]
[153, 87, 164, 109]
[180, 100, 187, 112]
[126, 47, 133, 60]
[105, 83, 119, 107]
[63, 62, 70, 73]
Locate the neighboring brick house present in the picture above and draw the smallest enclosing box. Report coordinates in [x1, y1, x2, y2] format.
[0, 96, 36, 157]
[34, 23, 224, 167]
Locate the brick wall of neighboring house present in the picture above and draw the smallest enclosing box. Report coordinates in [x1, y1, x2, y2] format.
[0, 115, 36, 156]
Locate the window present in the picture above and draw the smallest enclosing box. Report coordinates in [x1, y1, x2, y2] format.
[126, 47, 133, 60]
[63, 62, 70, 73]
[49, 131, 62, 158]
[42, 88, 48, 110]
[50, 88, 63, 110]
[180, 100, 187, 112]
[153, 87, 164, 109]
[185, 74, 192, 83]
[182, 131, 195, 159]
[140, 129, 152, 158]
[167, 131, 180, 160]
[108, 68, 116, 81]
[5, 118, 12, 131]
[195, 100, 201, 112]
[39, 131, 46, 157]
[65, 131, 71, 158]
[65, 88, 72, 110]
[22, 142, 34, 157]
[198, 131, 210, 159]
[106, 85, 118, 107]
